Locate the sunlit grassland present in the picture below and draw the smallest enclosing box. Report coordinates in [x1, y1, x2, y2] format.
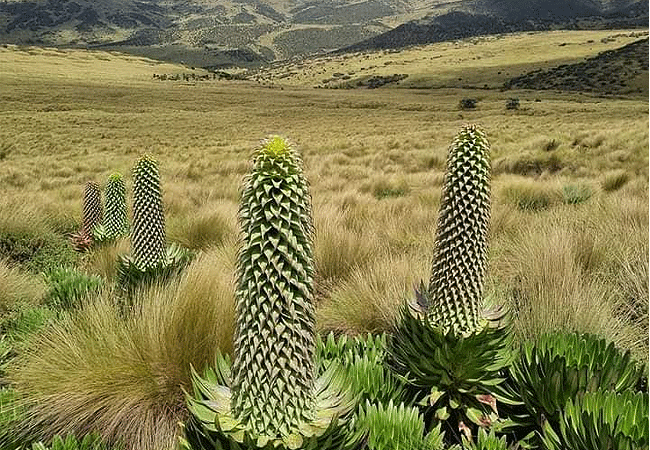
[0, 37, 647, 365]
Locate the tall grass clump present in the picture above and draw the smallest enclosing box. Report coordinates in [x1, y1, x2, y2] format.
[317, 252, 427, 334]
[4, 247, 236, 450]
[601, 170, 629, 192]
[0, 199, 78, 273]
[492, 200, 648, 361]
[499, 177, 562, 211]
[167, 202, 237, 251]
[313, 203, 380, 287]
[0, 260, 46, 315]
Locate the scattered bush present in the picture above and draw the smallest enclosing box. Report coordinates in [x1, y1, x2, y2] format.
[562, 183, 593, 205]
[505, 98, 520, 110]
[459, 98, 478, 109]
[601, 170, 629, 192]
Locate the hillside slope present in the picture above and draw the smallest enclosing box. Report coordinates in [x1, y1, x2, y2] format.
[0, 0, 646, 67]
[504, 37, 648, 96]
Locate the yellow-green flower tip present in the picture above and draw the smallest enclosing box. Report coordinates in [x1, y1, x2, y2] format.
[260, 136, 291, 158]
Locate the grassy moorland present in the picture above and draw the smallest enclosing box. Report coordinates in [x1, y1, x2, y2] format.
[0, 29, 647, 449]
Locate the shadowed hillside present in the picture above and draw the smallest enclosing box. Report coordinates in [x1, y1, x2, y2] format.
[504, 37, 649, 96]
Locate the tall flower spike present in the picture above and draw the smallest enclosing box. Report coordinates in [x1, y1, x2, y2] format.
[82, 181, 103, 237]
[131, 155, 166, 269]
[427, 124, 491, 335]
[230, 135, 317, 438]
[103, 172, 128, 240]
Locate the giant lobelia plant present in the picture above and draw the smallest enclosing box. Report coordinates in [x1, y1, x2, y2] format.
[117, 155, 192, 295]
[388, 125, 514, 445]
[93, 172, 129, 243]
[70, 181, 103, 251]
[184, 136, 361, 450]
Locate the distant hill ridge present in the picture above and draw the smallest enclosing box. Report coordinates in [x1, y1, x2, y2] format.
[344, 3, 647, 52]
[0, 0, 646, 67]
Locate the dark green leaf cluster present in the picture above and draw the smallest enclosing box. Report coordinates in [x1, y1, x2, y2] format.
[461, 429, 510, 450]
[116, 243, 193, 297]
[317, 333, 407, 407]
[508, 332, 647, 436]
[542, 391, 649, 450]
[355, 401, 444, 450]
[388, 304, 514, 442]
[28, 433, 119, 450]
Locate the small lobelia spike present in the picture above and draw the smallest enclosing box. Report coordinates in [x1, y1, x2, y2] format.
[81, 181, 103, 237]
[103, 172, 128, 240]
[427, 124, 491, 335]
[131, 155, 166, 269]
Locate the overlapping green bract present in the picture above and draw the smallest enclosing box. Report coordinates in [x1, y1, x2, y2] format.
[316, 333, 407, 407]
[509, 332, 647, 429]
[387, 126, 513, 443]
[231, 136, 317, 437]
[542, 391, 649, 450]
[116, 156, 192, 296]
[95, 173, 128, 242]
[355, 401, 444, 450]
[427, 125, 491, 335]
[131, 155, 166, 269]
[82, 181, 103, 238]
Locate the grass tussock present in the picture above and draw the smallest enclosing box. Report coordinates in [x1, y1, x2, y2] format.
[0, 261, 45, 315]
[601, 170, 630, 192]
[7, 246, 236, 450]
[317, 252, 428, 335]
[167, 202, 237, 251]
[491, 197, 648, 362]
[0, 198, 78, 274]
[314, 204, 379, 286]
[81, 238, 130, 281]
[499, 177, 563, 211]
